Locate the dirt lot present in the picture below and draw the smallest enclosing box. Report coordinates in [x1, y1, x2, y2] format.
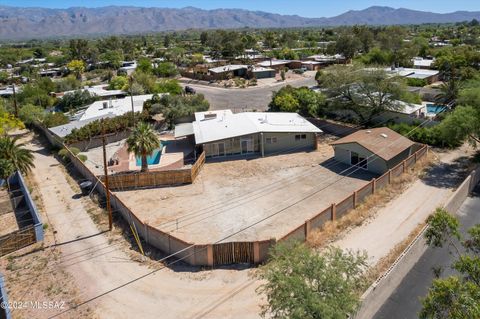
[116, 140, 377, 243]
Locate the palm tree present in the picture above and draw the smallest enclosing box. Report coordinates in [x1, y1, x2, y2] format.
[126, 122, 160, 172]
[0, 136, 35, 185]
[436, 79, 460, 107]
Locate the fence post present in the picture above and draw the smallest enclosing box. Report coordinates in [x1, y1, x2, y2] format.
[253, 242, 260, 264]
[388, 169, 392, 184]
[403, 160, 407, 173]
[353, 190, 358, 208]
[331, 203, 336, 221]
[414, 152, 417, 163]
[372, 178, 376, 194]
[304, 219, 311, 238]
[207, 244, 214, 266]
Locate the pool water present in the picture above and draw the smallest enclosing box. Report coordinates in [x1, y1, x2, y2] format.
[135, 146, 162, 166]
[426, 104, 446, 114]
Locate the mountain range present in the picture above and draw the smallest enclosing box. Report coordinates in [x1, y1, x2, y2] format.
[1, 5, 480, 40]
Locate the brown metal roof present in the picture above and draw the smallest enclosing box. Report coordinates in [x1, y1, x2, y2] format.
[330, 127, 415, 161]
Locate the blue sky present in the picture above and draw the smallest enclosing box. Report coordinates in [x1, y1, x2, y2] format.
[2, 0, 480, 18]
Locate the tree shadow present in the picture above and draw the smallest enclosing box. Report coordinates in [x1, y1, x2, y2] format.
[421, 156, 472, 189]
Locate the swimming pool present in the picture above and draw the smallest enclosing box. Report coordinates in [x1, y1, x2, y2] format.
[426, 104, 446, 114]
[135, 142, 166, 166]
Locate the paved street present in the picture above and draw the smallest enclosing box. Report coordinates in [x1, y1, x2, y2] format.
[180, 75, 317, 111]
[372, 185, 480, 319]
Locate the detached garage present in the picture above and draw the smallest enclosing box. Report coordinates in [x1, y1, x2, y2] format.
[330, 127, 415, 174]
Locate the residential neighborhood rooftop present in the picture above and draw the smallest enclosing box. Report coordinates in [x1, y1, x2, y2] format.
[330, 127, 415, 161]
[79, 94, 154, 121]
[189, 110, 322, 144]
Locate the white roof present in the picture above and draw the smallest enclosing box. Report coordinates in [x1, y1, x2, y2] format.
[301, 61, 322, 65]
[257, 60, 291, 67]
[392, 100, 425, 115]
[192, 111, 322, 144]
[49, 114, 117, 138]
[385, 67, 439, 79]
[79, 94, 154, 121]
[174, 123, 195, 138]
[412, 57, 435, 68]
[62, 85, 126, 98]
[208, 64, 247, 74]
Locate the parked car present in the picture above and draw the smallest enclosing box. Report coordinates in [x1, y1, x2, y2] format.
[185, 86, 196, 94]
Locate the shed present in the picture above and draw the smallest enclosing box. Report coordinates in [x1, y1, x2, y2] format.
[330, 127, 415, 174]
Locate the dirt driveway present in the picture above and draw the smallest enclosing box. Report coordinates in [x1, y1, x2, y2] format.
[116, 143, 376, 243]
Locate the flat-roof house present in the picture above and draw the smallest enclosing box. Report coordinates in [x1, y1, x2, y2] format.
[331, 127, 415, 174]
[79, 94, 154, 121]
[175, 110, 322, 158]
[53, 85, 126, 99]
[256, 60, 302, 72]
[208, 65, 275, 80]
[386, 67, 441, 84]
[412, 57, 435, 69]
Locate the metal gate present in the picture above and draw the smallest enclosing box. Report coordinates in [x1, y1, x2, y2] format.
[0, 226, 36, 257]
[213, 242, 254, 265]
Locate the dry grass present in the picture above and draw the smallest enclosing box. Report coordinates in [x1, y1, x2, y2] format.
[307, 152, 436, 249]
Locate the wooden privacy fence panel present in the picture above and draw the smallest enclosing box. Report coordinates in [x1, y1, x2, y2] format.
[213, 242, 254, 265]
[405, 154, 416, 168]
[357, 181, 374, 203]
[310, 207, 332, 230]
[336, 194, 355, 219]
[376, 173, 390, 191]
[0, 226, 36, 257]
[391, 163, 404, 178]
[100, 151, 206, 190]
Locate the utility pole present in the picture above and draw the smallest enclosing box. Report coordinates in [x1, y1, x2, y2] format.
[12, 83, 18, 117]
[129, 75, 135, 125]
[101, 119, 113, 231]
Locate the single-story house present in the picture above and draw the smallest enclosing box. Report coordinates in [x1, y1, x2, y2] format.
[119, 61, 137, 75]
[52, 85, 126, 99]
[412, 57, 435, 69]
[385, 67, 441, 84]
[79, 94, 154, 121]
[301, 61, 322, 71]
[256, 60, 302, 72]
[307, 54, 346, 65]
[374, 100, 426, 125]
[208, 65, 275, 80]
[175, 110, 322, 158]
[330, 127, 415, 174]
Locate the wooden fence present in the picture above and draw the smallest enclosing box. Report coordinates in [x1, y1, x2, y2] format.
[42, 126, 430, 266]
[0, 226, 37, 257]
[279, 145, 429, 244]
[99, 151, 206, 190]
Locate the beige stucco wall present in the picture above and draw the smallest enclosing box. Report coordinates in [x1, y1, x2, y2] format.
[333, 143, 388, 175]
[262, 132, 316, 155]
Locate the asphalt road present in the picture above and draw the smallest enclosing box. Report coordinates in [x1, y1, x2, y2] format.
[373, 185, 480, 319]
[180, 76, 317, 112]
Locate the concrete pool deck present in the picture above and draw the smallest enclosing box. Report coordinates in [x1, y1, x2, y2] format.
[81, 134, 194, 175]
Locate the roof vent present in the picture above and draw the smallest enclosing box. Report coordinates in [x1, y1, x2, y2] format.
[380, 133, 388, 138]
[366, 130, 372, 134]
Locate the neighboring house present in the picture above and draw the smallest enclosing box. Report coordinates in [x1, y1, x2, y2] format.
[412, 57, 435, 69]
[49, 114, 117, 139]
[307, 54, 346, 65]
[301, 61, 322, 71]
[256, 59, 302, 72]
[331, 127, 415, 174]
[79, 94, 154, 121]
[208, 65, 275, 80]
[119, 61, 137, 75]
[375, 100, 426, 125]
[52, 85, 126, 99]
[385, 67, 441, 84]
[175, 110, 322, 158]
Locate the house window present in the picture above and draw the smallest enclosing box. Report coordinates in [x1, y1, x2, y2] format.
[266, 137, 277, 144]
[295, 134, 307, 141]
[351, 151, 368, 169]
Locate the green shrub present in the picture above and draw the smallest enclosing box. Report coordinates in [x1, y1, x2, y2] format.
[43, 112, 69, 128]
[58, 148, 70, 161]
[406, 78, 427, 87]
[78, 154, 87, 162]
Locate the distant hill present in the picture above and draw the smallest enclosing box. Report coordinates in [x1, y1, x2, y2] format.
[0, 5, 479, 40]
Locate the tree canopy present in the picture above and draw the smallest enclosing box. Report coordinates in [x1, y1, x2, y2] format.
[257, 241, 368, 319]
